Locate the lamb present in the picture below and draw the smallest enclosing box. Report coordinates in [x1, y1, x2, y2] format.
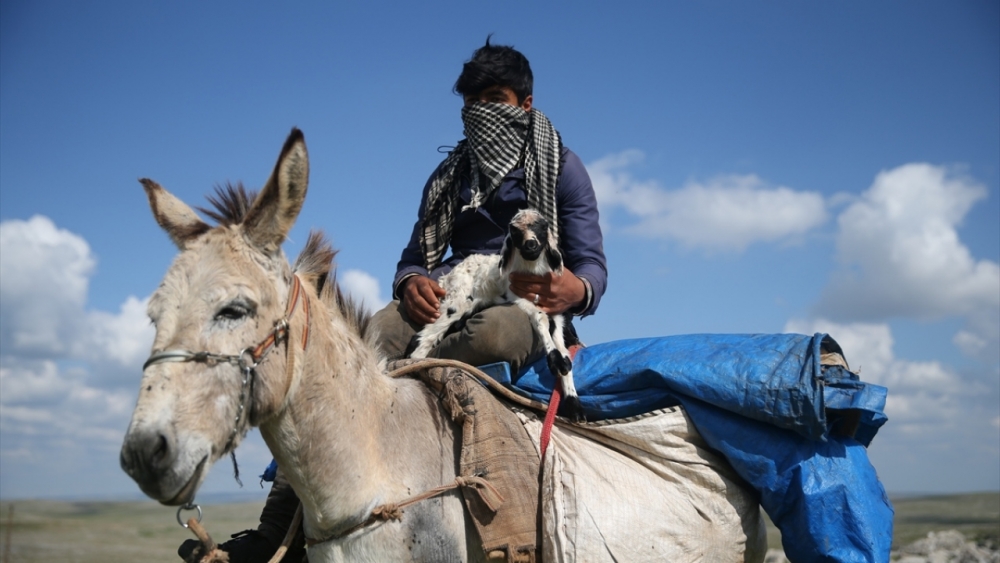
[408, 208, 585, 421]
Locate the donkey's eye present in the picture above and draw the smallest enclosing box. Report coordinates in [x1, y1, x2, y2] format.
[217, 307, 246, 320]
[215, 302, 253, 322]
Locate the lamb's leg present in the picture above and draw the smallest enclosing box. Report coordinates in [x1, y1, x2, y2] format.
[549, 314, 584, 422]
[514, 300, 585, 422]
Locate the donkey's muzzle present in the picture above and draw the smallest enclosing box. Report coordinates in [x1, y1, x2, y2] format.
[120, 426, 178, 497]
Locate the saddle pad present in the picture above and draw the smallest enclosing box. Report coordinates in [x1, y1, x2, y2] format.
[393, 360, 542, 562]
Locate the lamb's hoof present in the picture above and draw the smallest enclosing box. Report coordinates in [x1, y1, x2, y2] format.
[546, 350, 572, 376]
[559, 394, 586, 423]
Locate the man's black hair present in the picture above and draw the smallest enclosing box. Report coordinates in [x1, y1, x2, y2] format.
[454, 36, 533, 104]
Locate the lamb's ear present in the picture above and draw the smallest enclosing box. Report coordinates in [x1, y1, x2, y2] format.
[545, 246, 563, 272]
[243, 128, 309, 254]
[141, 178, 210, 249]
[499, 235, 514, 272]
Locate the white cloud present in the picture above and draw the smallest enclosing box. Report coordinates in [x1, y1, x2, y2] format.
[0, 216, 155, 376]
[587, 150, 828, 251]
[0, 359, 134, 445]
[0, 216, 93, 356]
[785, 318, 958, 389]
[815, 163, 1000, 361]
[81, 296, 155, 381]
[0, 216, 155, 498]
[339, 268, 388, 312]
[0, 360, 75, 405]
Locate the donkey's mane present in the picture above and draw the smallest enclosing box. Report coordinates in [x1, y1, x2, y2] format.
[197, 182, 256, 225]
[293, 230, 376, 345]
[195, 183, 375, 343]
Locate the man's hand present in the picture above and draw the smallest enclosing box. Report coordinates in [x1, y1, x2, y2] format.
[402, 275, 447, 325]
[509, 270, 586, 315]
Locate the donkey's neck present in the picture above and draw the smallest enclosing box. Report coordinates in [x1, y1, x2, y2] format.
[257, 301, 458, 540]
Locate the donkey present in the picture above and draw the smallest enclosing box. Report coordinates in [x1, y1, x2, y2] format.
[120, 129, 486, 562]
[119, 129, 765, 562]
[408, 208, 584, 421]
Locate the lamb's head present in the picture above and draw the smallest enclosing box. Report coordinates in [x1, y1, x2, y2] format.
[504, 209, 559, 262]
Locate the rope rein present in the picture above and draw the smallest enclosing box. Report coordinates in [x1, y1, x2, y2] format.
[184, 505, 303, 563]
[265, 504, 303, 563]
[386, 358, 549, 411]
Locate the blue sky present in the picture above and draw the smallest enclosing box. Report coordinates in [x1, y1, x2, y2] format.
[1, 1, 997, 502]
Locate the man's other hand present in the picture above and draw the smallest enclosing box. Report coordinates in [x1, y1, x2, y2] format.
[509, 270, 585, 315]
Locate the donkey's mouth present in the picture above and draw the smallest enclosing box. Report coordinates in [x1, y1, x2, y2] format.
[162, 455, 208, 507]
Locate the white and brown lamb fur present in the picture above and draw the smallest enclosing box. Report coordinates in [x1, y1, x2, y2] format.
[409, 208, 584, 421]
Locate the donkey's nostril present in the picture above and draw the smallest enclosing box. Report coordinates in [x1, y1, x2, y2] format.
[149, 433, 171, 470]
[122, 427, 176, 477]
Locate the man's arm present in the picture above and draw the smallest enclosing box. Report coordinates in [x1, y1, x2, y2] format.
[393, 167, 450, 325]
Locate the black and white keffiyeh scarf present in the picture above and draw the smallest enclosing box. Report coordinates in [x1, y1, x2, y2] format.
[420, 102, 562, 272]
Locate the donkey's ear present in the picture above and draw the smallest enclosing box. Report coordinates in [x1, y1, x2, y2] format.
[141, 178, 211, 249]
[243, 128, 309, 254]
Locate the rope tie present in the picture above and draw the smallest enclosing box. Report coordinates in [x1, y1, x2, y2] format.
[376, 474, 505, 519]
[305, 474, 504, 546]
[372, 504, 403, 521]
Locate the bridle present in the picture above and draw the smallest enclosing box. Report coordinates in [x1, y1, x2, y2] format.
[142, 274, 311, 451]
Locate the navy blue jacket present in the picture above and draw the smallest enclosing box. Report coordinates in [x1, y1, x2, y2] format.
[393, 147, 608, 316]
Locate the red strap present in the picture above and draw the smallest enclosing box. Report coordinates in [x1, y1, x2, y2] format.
[539, 386, 561, 460]
[539, 345, 582, 461]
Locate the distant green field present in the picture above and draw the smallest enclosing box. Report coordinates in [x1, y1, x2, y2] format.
[0, 492, 997, 561]
[0, 499, 265, 563]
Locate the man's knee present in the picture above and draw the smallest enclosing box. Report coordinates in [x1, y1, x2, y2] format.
[469, 305, 538, 350]
[370, 300, 420, 359]
[431, 304, 542, 372]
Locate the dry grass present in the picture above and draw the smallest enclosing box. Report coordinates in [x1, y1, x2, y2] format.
[0, 498, 264, 563]
[761, 491, 1000, 552]
[889, 492, 1000, 547]
[0, 492, 997, 561]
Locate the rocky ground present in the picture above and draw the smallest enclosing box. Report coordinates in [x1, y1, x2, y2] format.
[762, 529, 1000, 563]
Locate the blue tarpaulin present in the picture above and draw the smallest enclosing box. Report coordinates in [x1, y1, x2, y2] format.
[504, 332, 894, 563]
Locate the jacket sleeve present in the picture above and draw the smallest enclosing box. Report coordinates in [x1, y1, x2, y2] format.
[392, 171, 436, 299]
[557, 148, 608, 316]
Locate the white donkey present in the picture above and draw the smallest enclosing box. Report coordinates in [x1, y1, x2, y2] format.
[120, 129, 765, 562]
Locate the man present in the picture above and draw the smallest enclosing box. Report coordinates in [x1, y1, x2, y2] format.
[373, 39, 607, 372]
[180, 38, 606, 563]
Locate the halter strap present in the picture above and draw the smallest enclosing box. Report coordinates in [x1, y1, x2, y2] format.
[140, 274, 312, 452]
[142, 274, 310, 372]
